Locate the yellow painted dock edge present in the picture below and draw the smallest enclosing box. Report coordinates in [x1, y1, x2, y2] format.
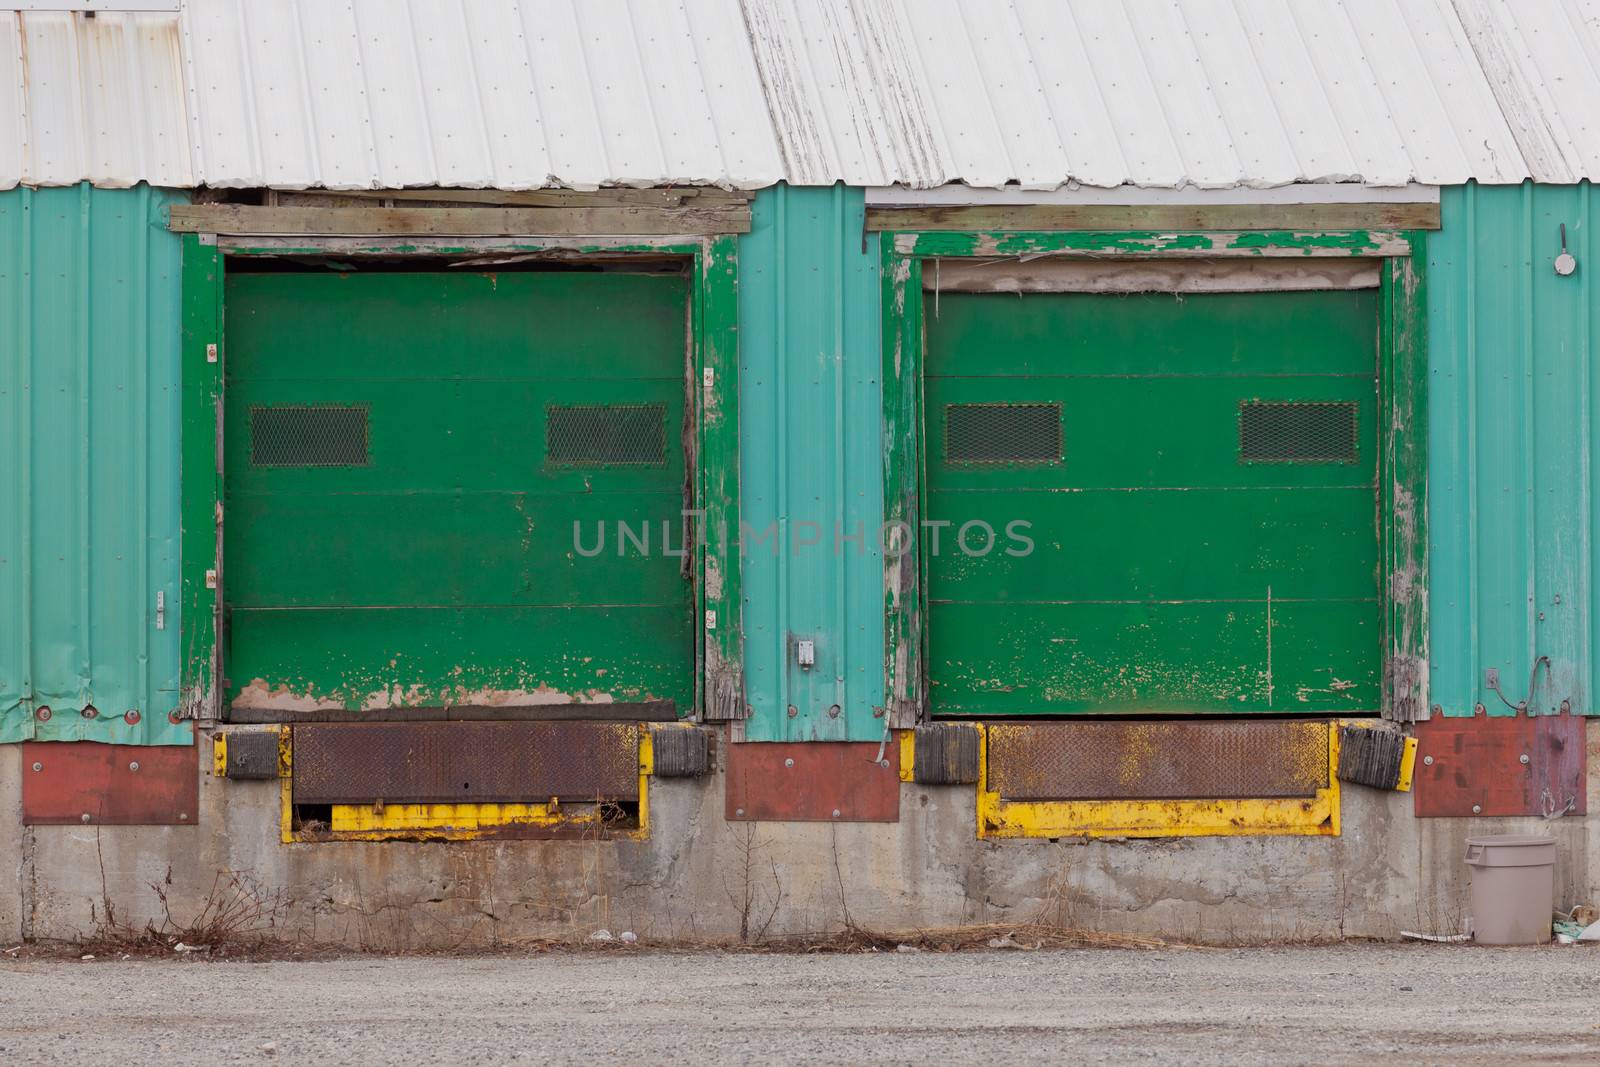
[1397, 736, 1418, 792]
[271, 724, 656, 843]
[975, 721, 1346, 840]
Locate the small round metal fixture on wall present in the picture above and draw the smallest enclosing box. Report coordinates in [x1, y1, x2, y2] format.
[81, 705, 98, 719]
[35, 706, 51, 722]
[1555, 224, 1578, 276]
[124, 709, 141, 725]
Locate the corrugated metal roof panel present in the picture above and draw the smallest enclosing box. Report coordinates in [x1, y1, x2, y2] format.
[178, 0, 784, 191]
[1452, 0, 1600, 185]
[6, 0, 1600, 191]
[5, 1, 785, 191]
[1, 10, 192, 189]
[744, 0, 1535, 189]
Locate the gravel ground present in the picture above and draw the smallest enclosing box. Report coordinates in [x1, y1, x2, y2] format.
[2, 944, 1598, 1065]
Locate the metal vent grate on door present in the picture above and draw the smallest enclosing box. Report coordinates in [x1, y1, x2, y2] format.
[546, 403, 667, 467]
[1238, 401, 1358, 463]
[250, 405, 369, 467]
[945, 402, 1063, 465]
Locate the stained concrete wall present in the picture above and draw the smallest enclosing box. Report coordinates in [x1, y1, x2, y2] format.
[3, 726, 1597, 947]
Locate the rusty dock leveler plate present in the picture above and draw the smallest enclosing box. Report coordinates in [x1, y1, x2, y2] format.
[291, 722, 640, 805]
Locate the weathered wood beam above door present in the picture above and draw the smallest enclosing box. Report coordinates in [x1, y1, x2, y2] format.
[170, 194, 751, 236]
[865, 202, 1440, 233]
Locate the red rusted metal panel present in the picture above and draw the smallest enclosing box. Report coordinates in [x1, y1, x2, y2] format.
[22, 742, 199, 826]
[987, 720, 1330, 800]
[725, 741, 899, 822]
[1414, 708, 1586, 817]
[291, 721, 640, 805]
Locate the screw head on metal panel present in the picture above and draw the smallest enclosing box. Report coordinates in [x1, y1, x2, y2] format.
[81, 705, 98, 719]
[1520, 754, 1530, 765]
[1472, 804, 1482, 814]
[1474, 703, 1486, 715]
[1423, 755, 1434, 766]
[827, 704, 841, 718]
[30, 762, 42, 773]
[124, 709, 141, 725]
[735, 808, 745, 817]
[786, 705, 798, 718]
[879, 759, 890, 769]
[129, 761, 140, 772]
[80, 814, 91, 824]
[179, 813, 188, 821]
[35, 707, 51, 722]
[784, 758, 794, 768]
[1561, 700, 1571, 714]
[1431, 704, 1442, 715]
[831, 809, 841, 818]
[167, 710, 184, 724]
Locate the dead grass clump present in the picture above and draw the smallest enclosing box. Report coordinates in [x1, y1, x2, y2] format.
[81, 869, 293, 958]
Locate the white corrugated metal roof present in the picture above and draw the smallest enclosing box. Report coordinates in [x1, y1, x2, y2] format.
[179, 0, 782, 190]
[3, 0, 1599, 191]
[1, 9, 192, 187]
[1452, 0, 1600, 184]
[746, 0, 1532, 189]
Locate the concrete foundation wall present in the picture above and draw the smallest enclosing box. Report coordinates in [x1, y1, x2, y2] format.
[3, 725, 1597, 948]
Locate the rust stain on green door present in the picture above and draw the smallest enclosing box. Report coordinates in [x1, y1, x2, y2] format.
[924, 289, 1381, 715]
[222, 269, 694, 714]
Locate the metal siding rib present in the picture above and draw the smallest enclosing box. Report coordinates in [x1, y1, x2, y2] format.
[0, 189, 26, 738]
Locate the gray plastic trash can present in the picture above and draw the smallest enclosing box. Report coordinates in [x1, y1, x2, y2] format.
[1465, 834, 1556, 945]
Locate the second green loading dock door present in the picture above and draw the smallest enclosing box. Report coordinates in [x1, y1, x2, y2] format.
[924, 281, 1380, 716]
[222, 268, 693, 715]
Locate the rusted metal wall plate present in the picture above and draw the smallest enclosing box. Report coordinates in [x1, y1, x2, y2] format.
[986, 721, 1330, 801]
[1413, 709, 1586, 817]
[292, 722, 639, 805]
[725, 742, 900, 822]
[22, 742, 199, 825]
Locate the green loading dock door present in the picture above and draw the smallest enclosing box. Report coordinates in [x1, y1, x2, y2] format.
[924, 286, 1381, 716]
[222, 269, 694, 714]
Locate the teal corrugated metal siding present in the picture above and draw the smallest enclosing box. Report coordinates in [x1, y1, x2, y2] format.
[738, 184, 886, 741]
[8, 179, 1594, 743]
[0, 184, 188, 744]
[1429, 181, 1597, 716]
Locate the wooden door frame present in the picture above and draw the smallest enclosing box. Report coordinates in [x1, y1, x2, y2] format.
[880, 229, 1428, 726]
[179, 233, 742, 723]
